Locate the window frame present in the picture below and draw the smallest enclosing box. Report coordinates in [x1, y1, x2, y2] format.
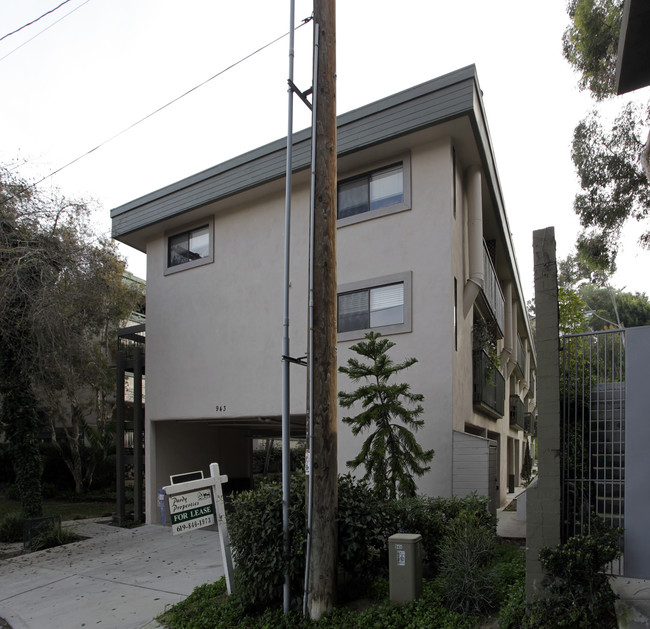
[337, 271, 412, 342]
[336, 154, 411, 228]
[164, 217, 214, 276]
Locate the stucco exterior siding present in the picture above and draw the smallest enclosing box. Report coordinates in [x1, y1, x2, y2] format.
[336, 139, 455, 497]
[112, 66, 537, 523]
[145, 186, 311, 423]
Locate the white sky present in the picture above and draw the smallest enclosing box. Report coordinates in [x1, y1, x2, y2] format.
[1, 0, 649, 302]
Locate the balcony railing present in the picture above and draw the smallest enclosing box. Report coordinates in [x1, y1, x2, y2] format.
[117, 324, 146, 361]
[515, 334, 526, 378]
[482, 243, 505, 337]
[524, 413, 532, 434]
[473, 349, 505, 418]
[510, 395, 525, 431]
[527, 370, 536, 400]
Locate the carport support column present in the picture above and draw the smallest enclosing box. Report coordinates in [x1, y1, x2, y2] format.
[526, 227, 561, 599]
[116, 351, 126, 526]
[133, 346, 144, 524]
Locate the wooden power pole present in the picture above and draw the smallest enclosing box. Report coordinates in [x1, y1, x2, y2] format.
[307, 0, 337, 620]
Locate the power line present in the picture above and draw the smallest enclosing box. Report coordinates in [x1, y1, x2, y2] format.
[1, 0, 75, 42]
[0, 0, 93, 63]
[1, 16, 313, 206]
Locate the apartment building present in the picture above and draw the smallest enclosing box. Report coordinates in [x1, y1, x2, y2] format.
[111, 65, 536, 523]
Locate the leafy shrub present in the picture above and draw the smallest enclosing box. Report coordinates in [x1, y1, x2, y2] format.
[30, 523, 81, 551]
[228, 473, 306, 611]
[0, 512, 24, 543]
[39, 442, 76, 492]
[525, 517, 621, 628]
[498, 582, 527, 629]
[493, 541, 526, 605]
[337, 474, 391, 587]
[0, 443, 14, 484]
[158, 579, 234, 629]
[159, 577, 477, 629]
[387, 492, 494, 572]
[228, 472, 497, 613]
[436, 511, 498, 614]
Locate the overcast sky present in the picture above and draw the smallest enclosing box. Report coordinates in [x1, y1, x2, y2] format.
[1, 0, 648, 301]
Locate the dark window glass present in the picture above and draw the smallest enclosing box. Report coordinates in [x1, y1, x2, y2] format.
[168, 225, 209, 267]
[338, 290, 370, 333]
[338, 177, 369, 219]
[338, 163, 403, 220]
[338, 283, 404, 333]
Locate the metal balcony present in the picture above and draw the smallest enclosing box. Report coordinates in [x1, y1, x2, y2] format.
[515, 334, 526, 379]
[473, 349, 505, 418]
[510, 395, 525, 431]
[479, 243, 505, 338]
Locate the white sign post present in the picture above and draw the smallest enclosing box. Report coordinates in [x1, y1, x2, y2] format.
[163, 462, 235, 594]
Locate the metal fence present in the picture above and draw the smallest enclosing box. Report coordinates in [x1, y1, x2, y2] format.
[560, 329, 625, 574]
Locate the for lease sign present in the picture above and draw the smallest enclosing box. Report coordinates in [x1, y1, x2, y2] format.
[168, 488, 215, 535]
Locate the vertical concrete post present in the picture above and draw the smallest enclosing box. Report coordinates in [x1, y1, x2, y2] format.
[526, 227, 562, 599]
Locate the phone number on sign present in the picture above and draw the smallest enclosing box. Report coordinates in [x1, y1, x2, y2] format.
[174, 516, 213, 533]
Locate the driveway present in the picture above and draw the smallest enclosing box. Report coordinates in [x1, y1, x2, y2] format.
[0, 519, 224, 629]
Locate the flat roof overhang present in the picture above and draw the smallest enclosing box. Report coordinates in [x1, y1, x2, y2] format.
[616, 0, 650, 95]
[111, 65, 482, 250]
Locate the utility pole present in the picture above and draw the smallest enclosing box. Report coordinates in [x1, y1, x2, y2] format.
[307, 0, 337, 620]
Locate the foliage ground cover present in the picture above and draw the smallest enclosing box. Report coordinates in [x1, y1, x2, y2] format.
[157, 575, 483, 629]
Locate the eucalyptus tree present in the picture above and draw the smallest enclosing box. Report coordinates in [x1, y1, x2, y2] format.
[0, 166, 141, 514]
[563, 0, 650, 272]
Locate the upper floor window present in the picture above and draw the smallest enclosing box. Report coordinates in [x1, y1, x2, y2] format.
[164, 218, 214, 275]
[337, 272, 412, 341]
[339, 282, 404, 333]
[337, 155, 411, 227]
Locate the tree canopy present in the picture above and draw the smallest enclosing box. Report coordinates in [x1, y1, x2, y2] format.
[558, 251, 650, 331]
[562, 0, 624, 100]
[0, 165, 142, 513]
[563, 0, 650, 273]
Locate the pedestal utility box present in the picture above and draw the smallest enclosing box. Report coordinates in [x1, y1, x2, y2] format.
[388, 533, 422, 603]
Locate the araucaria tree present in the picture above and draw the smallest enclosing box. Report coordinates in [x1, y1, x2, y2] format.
[338, 332, 434, 500]
[0, 165, 142, 514]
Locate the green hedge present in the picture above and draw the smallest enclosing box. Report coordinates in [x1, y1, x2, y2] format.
[228, 473, 494, 612]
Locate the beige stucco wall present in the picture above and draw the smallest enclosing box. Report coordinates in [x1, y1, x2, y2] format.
[336, 138, 456, 497]
[145, 185, 310, 423]
[141, 129, 533, 519]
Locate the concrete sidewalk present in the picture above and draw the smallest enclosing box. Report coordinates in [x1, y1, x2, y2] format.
[0, 519, 223, 629]
[496, 487, 526, 540]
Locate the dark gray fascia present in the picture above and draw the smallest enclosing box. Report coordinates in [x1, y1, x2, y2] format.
[111, 65, 479, 240]
[615, 0, 650, 95]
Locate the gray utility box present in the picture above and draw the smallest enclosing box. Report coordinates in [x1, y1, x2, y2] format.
[388, 533, 423, 604]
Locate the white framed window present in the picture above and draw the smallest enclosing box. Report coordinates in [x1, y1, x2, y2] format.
[164, 217, 214, 275]
[337, 272, 412, 341]
[337, 155, 411, 227]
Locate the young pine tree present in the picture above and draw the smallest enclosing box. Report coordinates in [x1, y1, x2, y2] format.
[521, 440, 533, 485]
[338, 332, 434, 500]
